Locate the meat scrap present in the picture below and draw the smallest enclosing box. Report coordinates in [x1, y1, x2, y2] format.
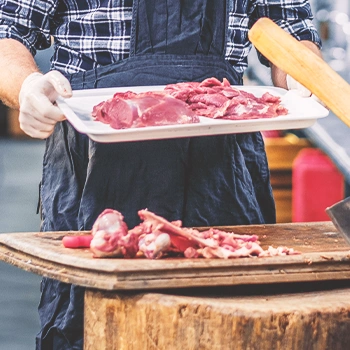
[90, 209, 139, 258]
[88, 209, 299, 259]
[91, 78, 288, 130]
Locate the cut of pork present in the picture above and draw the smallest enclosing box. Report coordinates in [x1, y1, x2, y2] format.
[164, 77, 288, 120]
[92, 91, 199, 129]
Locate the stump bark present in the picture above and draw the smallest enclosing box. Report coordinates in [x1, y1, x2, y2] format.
[84, 287, 350, 350]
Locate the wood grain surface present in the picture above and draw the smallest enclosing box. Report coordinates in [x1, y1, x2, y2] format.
[0, 222, 349, 290]
[84, 288, 350, 350]
[249, 17, 350, 127]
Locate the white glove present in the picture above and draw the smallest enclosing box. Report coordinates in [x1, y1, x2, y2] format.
[286, 74, 312, 97]
[286, 74, 327, 108]
[19, 70, 72, 139]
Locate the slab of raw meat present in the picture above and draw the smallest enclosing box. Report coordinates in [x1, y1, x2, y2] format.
[164, 77, 288, 120]
[92, 91, 199, 129]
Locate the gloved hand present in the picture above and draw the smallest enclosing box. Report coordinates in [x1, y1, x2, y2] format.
[286, 74, 326, 107]
[286, 74, 312, 97]
[19, 70, 72, 139]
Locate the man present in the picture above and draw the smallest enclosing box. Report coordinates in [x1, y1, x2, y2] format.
[0, 1, 321, 349]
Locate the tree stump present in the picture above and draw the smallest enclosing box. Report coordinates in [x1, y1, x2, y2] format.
[84, 286, 350, 350]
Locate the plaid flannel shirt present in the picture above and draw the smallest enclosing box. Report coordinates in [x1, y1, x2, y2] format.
[0, 0, 321, 75]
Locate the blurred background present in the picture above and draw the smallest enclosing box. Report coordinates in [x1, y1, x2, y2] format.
[0, 0, 350, 349]
[0, 49, 51, 349]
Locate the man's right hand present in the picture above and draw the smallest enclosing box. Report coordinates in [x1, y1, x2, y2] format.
[286, 74, 312, 97]
[19, 70, 73, 139]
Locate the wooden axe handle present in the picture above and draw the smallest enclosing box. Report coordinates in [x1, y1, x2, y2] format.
[248, 17, 350, 128]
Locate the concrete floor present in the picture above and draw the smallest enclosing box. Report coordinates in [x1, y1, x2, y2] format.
[0, 137, 45, 350]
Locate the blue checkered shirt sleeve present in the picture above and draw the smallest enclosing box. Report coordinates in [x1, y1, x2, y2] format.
[249, 0, 321, 67]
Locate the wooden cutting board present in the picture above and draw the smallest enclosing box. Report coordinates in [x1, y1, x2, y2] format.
[0, 222, 349, 290]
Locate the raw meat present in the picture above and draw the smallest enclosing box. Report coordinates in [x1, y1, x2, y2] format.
[90, 209, 139, 258]
[91, 77, 288, 130]
[87, 208, 299, 259]
[62, 235, 93, 248]
[164, 77, 288, 120]
[92, 91, 199, 129]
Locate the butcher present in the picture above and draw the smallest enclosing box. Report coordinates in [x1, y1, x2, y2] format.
[0, 0, 321, 349]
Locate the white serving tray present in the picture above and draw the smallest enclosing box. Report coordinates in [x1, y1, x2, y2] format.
[56, 85, 329, 143]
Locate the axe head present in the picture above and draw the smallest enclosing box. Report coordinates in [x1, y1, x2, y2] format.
[326, 197, 350, 245]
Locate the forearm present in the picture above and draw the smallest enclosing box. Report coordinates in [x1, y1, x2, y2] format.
[270, 40, 322, 89]
[0, 38, 40, 109]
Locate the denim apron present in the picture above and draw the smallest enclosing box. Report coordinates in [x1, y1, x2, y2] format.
[36, 0, 275, 348]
